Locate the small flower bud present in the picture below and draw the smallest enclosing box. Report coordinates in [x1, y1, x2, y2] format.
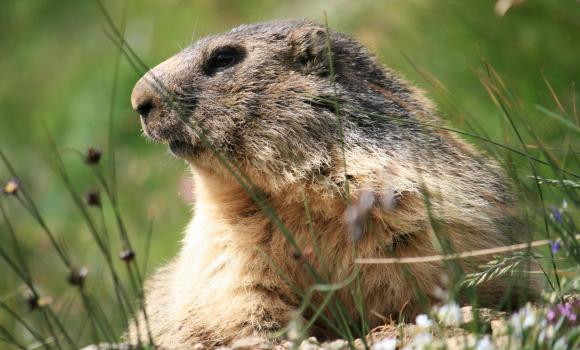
[550, 240, 562, 255]
[3, 178, 20, 195]
[68, 267, 89, 288]
[25, 293, 52, 311]
[85, 189, 101, 207]
[85, 148, 102, 165]
[120, 249, 136, 262]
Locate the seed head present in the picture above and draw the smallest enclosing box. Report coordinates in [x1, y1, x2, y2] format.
[68, 267, 89, 288]
[25, 293, 52, 311]
[85, 189, 101, 207]
[26, 294, 39, 310]
[86, 147, 102, 165]
[120, 249, 136, 262]
[3, 178, 20, 195]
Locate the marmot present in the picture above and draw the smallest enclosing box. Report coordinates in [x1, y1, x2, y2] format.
[129, 19, 537, 348]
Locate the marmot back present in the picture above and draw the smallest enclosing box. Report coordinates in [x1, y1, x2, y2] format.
[129, 19, 538, 348]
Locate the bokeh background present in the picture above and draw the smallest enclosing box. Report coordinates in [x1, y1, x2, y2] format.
[1, 0, 579, 344]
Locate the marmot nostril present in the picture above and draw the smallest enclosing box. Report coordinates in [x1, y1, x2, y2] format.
[135, 99, 154, 119]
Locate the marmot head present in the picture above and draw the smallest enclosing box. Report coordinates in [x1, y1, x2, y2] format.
[131, 19, 430, 190]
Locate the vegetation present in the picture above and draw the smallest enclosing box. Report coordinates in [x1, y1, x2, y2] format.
[0, 1, 578, 349]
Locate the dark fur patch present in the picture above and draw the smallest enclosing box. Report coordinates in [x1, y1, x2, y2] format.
[392, 232, 414, 250]
[253, 283, 299, 308]
[259, 222, 274, 245]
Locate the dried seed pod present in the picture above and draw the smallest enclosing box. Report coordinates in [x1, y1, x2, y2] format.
[120, 249, 136, 262]
[25, 293, 39, 310]
[68, 267, 89, 288]
[86, 147, 102, 165]
[85, 189, 101, 207]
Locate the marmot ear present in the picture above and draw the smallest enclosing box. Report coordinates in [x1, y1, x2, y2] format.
[289, 26, 330, 73]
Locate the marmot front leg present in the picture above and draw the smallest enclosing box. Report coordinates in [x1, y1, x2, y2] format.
[129, 283, 297, 348]
[214, 283, 298, 343]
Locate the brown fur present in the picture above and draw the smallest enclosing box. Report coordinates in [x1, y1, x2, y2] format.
[129, 20, 538, 348]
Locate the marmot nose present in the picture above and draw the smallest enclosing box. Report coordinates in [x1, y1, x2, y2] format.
[135, 99, 154, 119]
[131, 76, 161, 120]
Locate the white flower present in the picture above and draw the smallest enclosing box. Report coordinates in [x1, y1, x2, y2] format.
[402, 333, 433, 350]
[415, 314, 433, 329]
[523, 311, 536, 329]
[475, 335, 495, 350]
[435, 302, 462, 326]
[372, 337, 397, 350]
[510, 303, 536, 335]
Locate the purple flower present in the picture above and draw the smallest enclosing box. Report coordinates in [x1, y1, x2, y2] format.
[550, 240, 562, 255]
[550, 206, 563, 224]
[548, 302, 580, 327]
[546, 309, 556, 322]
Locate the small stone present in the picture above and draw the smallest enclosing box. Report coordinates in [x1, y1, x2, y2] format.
[79, 344, 131, 350]
[230, 337, 272, 350]
[491, 319, 506, 336]
[280, 340, 293, 348]
[322, 339, 348, 350]
[460, 306, 473, 324]
[299, 338, 320, 350]
[352, 339, 365, 349]
[444, 334, 476, 350]
[307, 337, 319, 344]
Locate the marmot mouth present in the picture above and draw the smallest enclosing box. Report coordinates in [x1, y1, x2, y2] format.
[168, 140, 199, 158]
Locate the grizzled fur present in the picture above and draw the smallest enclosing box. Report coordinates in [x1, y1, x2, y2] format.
[130, 20, 537, 348]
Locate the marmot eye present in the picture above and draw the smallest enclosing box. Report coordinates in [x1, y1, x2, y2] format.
[206, 48, 241, 74]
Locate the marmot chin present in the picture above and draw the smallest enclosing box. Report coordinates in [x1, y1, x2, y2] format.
[130, 19, 537, 348]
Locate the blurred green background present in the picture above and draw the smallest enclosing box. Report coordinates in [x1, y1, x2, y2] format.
[0, 0, 579, 345]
